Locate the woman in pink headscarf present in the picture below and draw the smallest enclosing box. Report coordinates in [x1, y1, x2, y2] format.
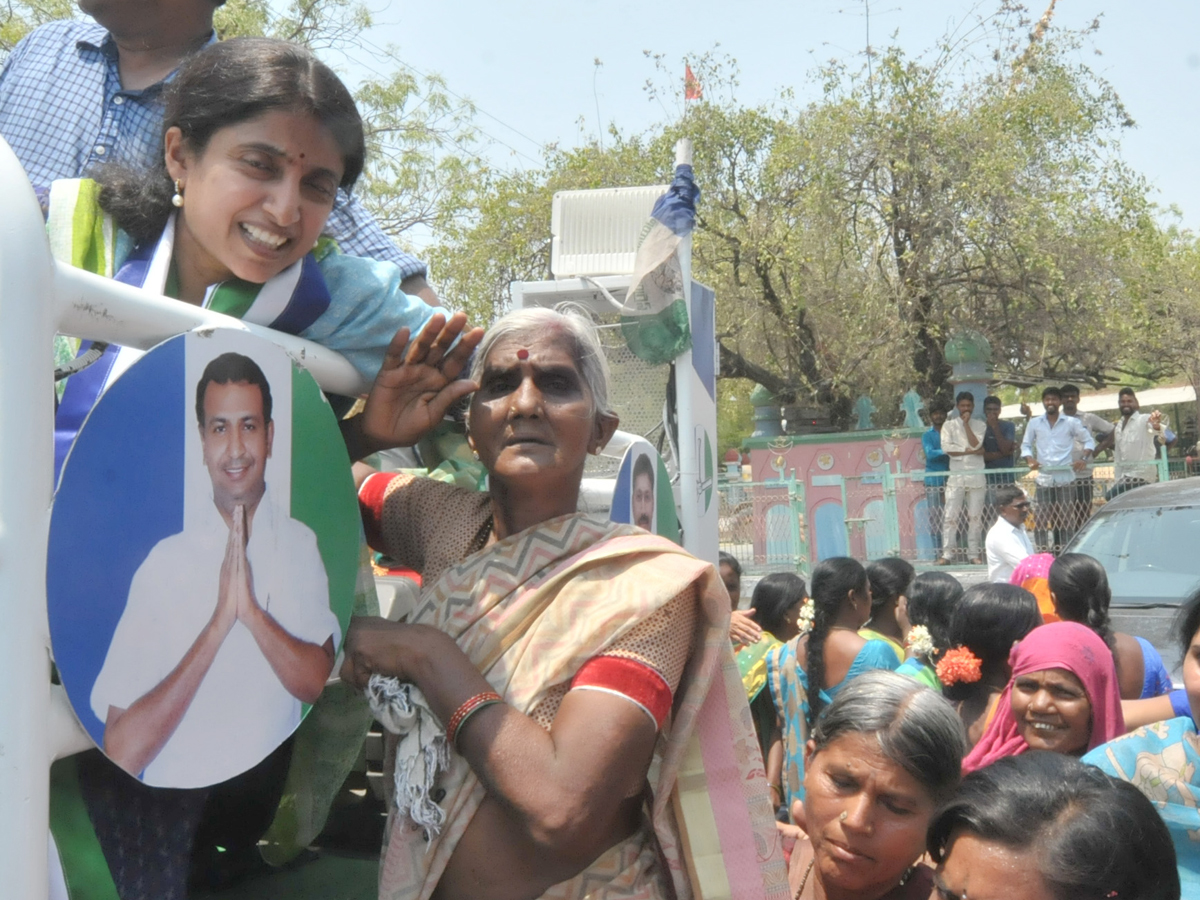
[962, 621, 1125, 773]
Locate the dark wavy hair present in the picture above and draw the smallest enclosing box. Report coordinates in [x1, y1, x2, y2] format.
[866, 557, 914, 613]
[1049, 553, 1116, 659]
[749, 572, 807, 638]
[97, 38, 365, 243]
[929, 753, 1179, 900]
[905, 571, 963, 660]
[805, 557, 868, 728]
[942, 582, 1041, 703]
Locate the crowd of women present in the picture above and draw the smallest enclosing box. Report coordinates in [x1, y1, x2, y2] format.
[729, 549, 1200, 899]
[39, 26, 1200, 900]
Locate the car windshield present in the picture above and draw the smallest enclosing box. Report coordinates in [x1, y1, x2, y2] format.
[1069, 504, 1200, 605]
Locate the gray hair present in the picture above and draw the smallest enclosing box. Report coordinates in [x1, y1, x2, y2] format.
[468, 307, 615, 417]
[811, 670, 965, 805]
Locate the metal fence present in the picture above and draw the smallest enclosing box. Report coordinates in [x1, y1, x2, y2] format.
[720, 450, 1190, 569]
[717, 478, 808, 576]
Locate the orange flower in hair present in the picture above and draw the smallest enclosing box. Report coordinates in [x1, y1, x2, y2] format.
[936, 646, 983, 686]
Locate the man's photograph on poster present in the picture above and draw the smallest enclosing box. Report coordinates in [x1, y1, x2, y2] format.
[48, 331, 358, 788]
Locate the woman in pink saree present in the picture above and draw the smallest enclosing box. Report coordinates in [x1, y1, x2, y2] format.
[341, 308, 788, 900]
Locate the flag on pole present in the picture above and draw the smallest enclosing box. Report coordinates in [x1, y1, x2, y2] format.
[685, 64, 703, 100]
[620, 156, 698, 364]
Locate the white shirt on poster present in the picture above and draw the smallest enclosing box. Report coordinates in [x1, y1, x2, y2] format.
[90, 487, 339, 788]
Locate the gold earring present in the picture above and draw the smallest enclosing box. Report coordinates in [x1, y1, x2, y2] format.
[171, 179, 184, 208]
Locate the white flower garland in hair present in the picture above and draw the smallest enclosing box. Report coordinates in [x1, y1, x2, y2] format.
[798, 599, 815, 634]
[906, 625, 936, 660]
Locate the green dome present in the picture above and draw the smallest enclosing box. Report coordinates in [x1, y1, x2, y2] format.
[749, 383, 778, 406]
[944, 330, 992, 365]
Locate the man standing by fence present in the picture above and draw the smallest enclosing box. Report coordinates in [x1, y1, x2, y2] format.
[938, 392, 987, 565]
[1021, 386, 1095, 550]
[1107, 387, 1175, 497]
[1060, 384, 1114, 536]
[923, 405, 950, 560]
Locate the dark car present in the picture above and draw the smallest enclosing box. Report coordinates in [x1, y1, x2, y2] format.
[1062, 478, 1200, 679]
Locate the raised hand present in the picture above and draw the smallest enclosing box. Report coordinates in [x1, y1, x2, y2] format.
[229, 505, 259, 624]
[215, 507, 244, 633]
[355, 313, 485, 456]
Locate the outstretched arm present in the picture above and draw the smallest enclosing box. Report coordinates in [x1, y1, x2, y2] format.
[341, 312, 484, 461]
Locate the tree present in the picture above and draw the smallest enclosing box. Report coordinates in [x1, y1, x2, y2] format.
[655, 5, 1163, 424]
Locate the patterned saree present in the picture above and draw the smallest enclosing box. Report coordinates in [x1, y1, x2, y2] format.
[378, 514, 789, 900]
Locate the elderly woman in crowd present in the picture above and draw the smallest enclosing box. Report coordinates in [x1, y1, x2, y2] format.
[784, 670, 965, 900]
[962, 621, 1124, 772]
[344, 308, 787, 900]
[930, 752, 1179, 900]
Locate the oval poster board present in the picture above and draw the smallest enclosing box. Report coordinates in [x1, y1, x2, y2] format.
[610, 439, 681, 544]
[47, 329, 358, 788]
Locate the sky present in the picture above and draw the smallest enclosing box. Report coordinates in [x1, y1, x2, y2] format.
[329, 1, 1200, 232]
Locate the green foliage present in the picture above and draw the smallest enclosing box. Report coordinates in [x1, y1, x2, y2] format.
[2, 0, 1191, 432]
[0, 0, 74, 55]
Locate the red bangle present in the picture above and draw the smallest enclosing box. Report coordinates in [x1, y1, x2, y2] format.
[446, 691, 502, 746]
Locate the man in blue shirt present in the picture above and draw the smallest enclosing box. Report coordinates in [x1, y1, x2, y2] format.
[0, 1, 439, 304]
[923, 405, 950, 559]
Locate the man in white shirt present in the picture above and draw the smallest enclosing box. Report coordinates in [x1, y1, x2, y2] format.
[92, 352, 339, 787]
[1106, 387, 1174, 497]
[1020, 386, 1095, 550]
[938, 391, 988, 564]
[986, 485, 1034, 582]
[1060, 384, 1115, 536]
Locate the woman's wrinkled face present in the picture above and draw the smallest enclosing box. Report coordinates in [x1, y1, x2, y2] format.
[1010, 667, 1092, 756]
[467, 333, 613, 489]
[933, 829, 1056, 900]
[165, 109, 344, 289]
[803, 732, 936, 897]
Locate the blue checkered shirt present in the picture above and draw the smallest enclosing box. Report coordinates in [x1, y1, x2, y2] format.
[0, 19, 427, 278]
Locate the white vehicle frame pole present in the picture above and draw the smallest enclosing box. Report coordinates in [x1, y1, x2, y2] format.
[0, 136, 370, 899]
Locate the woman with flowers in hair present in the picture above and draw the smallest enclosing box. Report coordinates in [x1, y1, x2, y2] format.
[765, 558, 899, 814]
[895, 572, 963, 690]
[937, 583, 1042, 748]
[962, 621, 1125, 772]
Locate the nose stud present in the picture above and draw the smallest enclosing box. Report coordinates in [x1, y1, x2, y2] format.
[839, 811, 848, 822]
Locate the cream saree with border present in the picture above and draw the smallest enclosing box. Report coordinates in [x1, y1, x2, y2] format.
[378, 514, 788, 900]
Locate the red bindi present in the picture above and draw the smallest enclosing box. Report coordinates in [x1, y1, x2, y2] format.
[516, 348, 529, 360]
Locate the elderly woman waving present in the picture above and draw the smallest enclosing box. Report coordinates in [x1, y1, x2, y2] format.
[343, 308, 787, 900]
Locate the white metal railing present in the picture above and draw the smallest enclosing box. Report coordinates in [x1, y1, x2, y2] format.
[0, 136, 368, 899]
